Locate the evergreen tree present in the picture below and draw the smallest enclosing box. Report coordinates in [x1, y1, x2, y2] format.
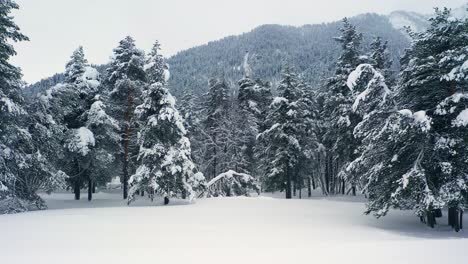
[65, 46, 88, 84]
[106, 36, 146, 199]
[320, 18, 363, 195]
[128, 44, 204, 203]
[201, 78, 232, 179]
[258, 66, 306, 198]
[353, 9, 468, 231]
[368, 37, 394, 85]
[0, 0, 66, 212]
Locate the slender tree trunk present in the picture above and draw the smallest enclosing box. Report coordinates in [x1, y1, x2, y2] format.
[141, 190, 144, 196]
[293, 180, 296, 197]
[307, 177, 312, 198]
[92, 182, 96, 194]
[299, 186, 302, 199]
[341, 179, 345, 195]
[325, 153, 330, 195]
[88, 178, 92, 201]
[164, 197, 170, 205]
[352, 185, 356, 196]
[312, 175, 316, 190]
[286, 164, 292, 199]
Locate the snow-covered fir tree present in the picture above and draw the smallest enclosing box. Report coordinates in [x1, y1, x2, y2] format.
[128, 42, 204, 204]
[319, 18, 363, 195]
[106, 36, 146, 199]
[350, 9, 468, 231]
[258, 66, 308, 198]
[201, 78, 232, 179]
[0, 0, 66, 213]
[368, 37, 394, 85]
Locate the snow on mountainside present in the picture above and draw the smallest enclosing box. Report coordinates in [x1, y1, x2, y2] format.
[452, 3, 468, 19]
[389, 4, 468, 33]
[388, 11, 430, 32]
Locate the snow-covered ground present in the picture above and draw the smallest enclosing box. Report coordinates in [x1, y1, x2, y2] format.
[1, 191, 467, 264]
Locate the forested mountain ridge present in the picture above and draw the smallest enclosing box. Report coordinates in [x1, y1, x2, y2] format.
[167, 13, 410, 96]
[24, 13, 410, 98]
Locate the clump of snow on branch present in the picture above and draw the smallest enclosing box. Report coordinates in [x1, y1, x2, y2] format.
[67, 127, 95, 156]
[453, 109, 468, 127]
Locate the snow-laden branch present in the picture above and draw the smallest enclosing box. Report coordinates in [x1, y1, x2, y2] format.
[202, 170, 260, 198]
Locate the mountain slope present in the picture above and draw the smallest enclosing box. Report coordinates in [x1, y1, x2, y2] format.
[166, 13, 410, 96]
[25, 13, 411, 98]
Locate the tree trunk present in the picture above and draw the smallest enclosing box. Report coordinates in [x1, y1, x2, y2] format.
[88, 178, 92, 201]
[324, 153, 330, 195]
[286, 164, 292, 199]
[292, 180, 296, 197]
[341, 179, 345, 195]
[312, 176, 316, 190]
[307, 177, 312, 198]
[352, 185, 356, 196]
[164, 197, 170, 205]
[449, 207, 455, 227]
[427, 210, 435, 228]
[141, 190, 144, 196]
[92, 182, 96, 194]
[74, 181, 81, 200]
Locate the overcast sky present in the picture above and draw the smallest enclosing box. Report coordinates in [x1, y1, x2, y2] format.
[10, 0, 466, 84]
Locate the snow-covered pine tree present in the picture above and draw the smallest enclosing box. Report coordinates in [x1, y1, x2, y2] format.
[128, 41, 204, 204]
[0, 0, 29, 203]
[368, 37, 394, 85]
[233, 56, 271, 176]
[106, 36, 146, 199]
[0, 0, 67, 213]
[39, 47, 103, 200]
[354, 9, 468, 231]
[65, 46, 88, 84]
[344, 63, 393, 199]
[295, 78, 320, 198]
[320, 18, 363, 195]
[201, 78, 232, 179]
[258, 66, 305, 198]
[84, 97, 120, 200]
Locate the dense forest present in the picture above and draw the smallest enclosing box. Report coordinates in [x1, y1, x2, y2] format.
[1, 0, 468, 232]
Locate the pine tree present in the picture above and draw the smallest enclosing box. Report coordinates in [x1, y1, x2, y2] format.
[320, 18, 363, 195]
[354, 9, 468, 231]
[258, 66, 305, 198]
[128, 43, 204, 203]
[368, 37, 394, 85]
[0, 0, 66, 213]
[0, 0, 29, 202]
[65, 46, 88, 84]
[106, 36, 146, 199]
[201, 78, 232, 179]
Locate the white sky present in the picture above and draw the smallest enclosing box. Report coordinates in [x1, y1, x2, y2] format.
[10, 0, 466, 84]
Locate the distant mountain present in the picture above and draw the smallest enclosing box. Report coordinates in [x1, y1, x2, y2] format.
[388, 4, 467, 33]
[25, 13, 414, 98]
[166, 13, 410, 96]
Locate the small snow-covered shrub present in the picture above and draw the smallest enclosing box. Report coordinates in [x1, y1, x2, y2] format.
[203, 170, 260, 197]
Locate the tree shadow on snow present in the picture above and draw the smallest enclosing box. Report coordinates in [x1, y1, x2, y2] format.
[362, 210, 468, 239]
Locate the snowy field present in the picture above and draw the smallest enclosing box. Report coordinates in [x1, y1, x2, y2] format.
[1, 191, 468, 264]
